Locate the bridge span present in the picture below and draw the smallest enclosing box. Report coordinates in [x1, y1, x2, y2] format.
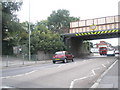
[62, 15, 120, 57]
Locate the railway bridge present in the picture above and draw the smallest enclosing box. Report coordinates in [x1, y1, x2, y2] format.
[62, 15, 120, 57]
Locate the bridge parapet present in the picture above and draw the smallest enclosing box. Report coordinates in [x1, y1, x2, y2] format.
[69, 15, 120, 34]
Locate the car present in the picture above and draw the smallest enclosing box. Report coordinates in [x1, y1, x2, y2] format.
[115, 50, 119, 54]
[52, 51, 74, 64]
[107, 50, 115, 56]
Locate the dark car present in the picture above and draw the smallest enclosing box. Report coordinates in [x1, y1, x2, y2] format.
[52, 51, 74, 64]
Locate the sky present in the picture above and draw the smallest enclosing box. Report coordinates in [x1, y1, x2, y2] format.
[17, 0, 120, 46]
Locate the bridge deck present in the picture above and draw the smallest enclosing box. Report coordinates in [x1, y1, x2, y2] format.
[62, 15, 120, 40]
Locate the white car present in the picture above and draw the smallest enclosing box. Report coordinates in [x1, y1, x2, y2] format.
[115, 50, 119, 54]
[107, 50, 115, 56]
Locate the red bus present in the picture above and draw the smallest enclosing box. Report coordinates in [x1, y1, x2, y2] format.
[99, 47, 107, 55]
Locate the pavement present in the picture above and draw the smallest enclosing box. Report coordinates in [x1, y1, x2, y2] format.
[1, 56, 52, 69]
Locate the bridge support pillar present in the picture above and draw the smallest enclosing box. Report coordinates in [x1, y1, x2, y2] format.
[65, 37, 90, 58]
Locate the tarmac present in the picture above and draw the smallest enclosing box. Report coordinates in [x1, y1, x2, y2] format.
[1, 54, 119, 89]
[91, 57, 119, 89]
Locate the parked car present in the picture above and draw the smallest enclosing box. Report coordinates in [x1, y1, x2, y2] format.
[107, 50, 115, 56]
[115, 50, 119, 54]
[52, 51, 74, 64]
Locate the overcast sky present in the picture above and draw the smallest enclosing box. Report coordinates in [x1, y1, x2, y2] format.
[17, 0, 120, 46]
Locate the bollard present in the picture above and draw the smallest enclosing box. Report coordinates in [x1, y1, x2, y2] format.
[22, 55, 25, 65]
[35, 55, 37, 64]
[6, 55, 9, 67]
[43, 55, 45, 61]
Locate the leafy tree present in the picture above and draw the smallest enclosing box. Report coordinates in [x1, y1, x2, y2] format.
[2, 1, 23, 55]
[6, 23, 28, 46]
[30, 21, 66, 54]
[83, 41, 93, 52]
[36, 20, 48, 28]
[47, 9, 80, 33]
[21, 21, 35, 32]
[2, 2, 23, 39]
[6, 21, 35, 55]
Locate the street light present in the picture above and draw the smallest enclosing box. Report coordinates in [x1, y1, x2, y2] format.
[19, 47, 22, 54]
[28, 0, 31, 60]
[5, 29, 8, 32]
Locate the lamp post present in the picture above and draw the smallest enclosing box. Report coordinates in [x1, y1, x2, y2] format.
[19, 47, 22, 54]
[28, 0, 31, 60]
[5, 28, 8, 32]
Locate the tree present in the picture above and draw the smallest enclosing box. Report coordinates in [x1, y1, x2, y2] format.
[2, 2, 23, 39]
[83, 41, 93, 52]
[21, 21, 35, 32]
[2, 1, 23, 55]
[30, 21, 66, 54]
[47, 9, 80, 33]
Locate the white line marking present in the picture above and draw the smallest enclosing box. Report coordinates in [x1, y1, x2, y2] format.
[69, 80, 74, 88]
[69, 66, 101, 88]
[57, 64, 64, 68]
[2, 70, 37, 79]
[0, 86, 13, 88]
[24, 70, 37, 75]
[102, 64, 106, 67]
[91, 60, 118, 88]
[70, 76, 88, 88]
[70, 74, 95, 88]
[92, 69, 96, 75]
[95, 67, 101, 70]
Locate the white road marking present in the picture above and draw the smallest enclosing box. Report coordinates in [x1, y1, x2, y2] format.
[70, 68, 97, 88]
[70, 74, 95, 88]
[0, 86, 13, 88]
[24, 70, 37, 75]
[95, 67, 101, 70]
[2, 63, 66, 79]
[2, 63, 68, 78]
[83, 59, 92, 62]
[70, 60, 115, 89]
[70, 59, 117, 88]
[58, 61, 76, 68]
[102, 64, 106, 67]
[92, 69, 96, 75]
[57, 64, 65, 68]
[69, 66, 102, 88]
[91, 60, 118, 88]
[2, 70, 38, 79]
[91, 67, 101, 76]
[70, 76, 88, 88]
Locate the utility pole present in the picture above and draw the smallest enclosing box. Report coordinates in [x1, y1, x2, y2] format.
[28, 0, 31, 60]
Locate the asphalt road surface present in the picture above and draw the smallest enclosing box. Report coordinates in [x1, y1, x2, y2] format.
[1, 56, 118, 88]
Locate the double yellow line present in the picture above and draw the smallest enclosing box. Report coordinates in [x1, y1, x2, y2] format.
[75, 29, 119, 36]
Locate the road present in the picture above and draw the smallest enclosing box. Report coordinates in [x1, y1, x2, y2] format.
[1, 56, 118, 88]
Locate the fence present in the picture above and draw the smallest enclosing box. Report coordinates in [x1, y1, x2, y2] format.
[1, 54, 53, 68]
